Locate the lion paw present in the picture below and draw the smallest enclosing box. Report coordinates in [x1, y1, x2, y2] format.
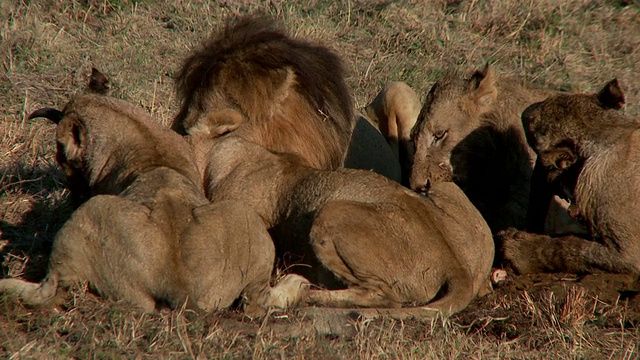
[491, 269, 508, 284]
[495, 227, 526, 241]
[267, 274, 312, 309]
[495, 228, 541, 275]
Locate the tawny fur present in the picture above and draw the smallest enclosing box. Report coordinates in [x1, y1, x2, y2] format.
[187, 114, 495, 317]
[171, 16, 355, 171]
[174, 17, 492, 316]
[497, 79, 640, 275]
[365, 81, 422, 185]
[0, 94, 308, 314]
[409, 64, 583, 235]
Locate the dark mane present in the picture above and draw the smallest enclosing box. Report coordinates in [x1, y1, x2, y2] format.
[172, 16, 354, 140]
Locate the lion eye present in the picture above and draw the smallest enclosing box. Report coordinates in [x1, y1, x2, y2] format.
[433, 130, 447, 141]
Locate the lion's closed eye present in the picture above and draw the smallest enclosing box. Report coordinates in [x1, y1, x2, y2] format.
[432, 129, 448, 144]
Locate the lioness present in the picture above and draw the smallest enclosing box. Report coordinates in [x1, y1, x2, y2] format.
[0, 94, 307, 314]
[409, 64, 582, 235]
[365, 81, 422, 185]
[187, 109, 495, 316]
[498, 79, 640, 275]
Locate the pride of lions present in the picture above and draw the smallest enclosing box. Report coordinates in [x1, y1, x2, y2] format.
[1, 16, 638, 321]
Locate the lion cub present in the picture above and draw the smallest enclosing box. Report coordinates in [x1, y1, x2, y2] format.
[499, 79, 640, 275]
[187, 109, 495, 316]
[0, 94, 307, 314]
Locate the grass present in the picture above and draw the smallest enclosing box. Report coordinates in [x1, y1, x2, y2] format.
[1, 0, 639, 358]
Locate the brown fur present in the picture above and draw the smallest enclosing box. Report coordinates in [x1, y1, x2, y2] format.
[174, 17, 492, 316]
[171, 16, 355, 171]
[365, 81, 422, 185]
[0, 94, 308, 314]
[409, 64, 581, 234]
[497, 79, 640, 275]
[187, 110, 494, 317]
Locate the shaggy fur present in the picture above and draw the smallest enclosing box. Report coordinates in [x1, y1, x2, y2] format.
[171, 16, 355, 171]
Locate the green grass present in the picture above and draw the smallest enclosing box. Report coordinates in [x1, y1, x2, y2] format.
[1, 0, 640, 358]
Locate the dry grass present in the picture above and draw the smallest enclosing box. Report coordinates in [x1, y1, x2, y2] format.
[1, 0, 640, 358]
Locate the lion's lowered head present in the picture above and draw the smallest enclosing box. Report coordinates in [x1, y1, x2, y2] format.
[409, 64, 498, 193]
[172, 16, 355, 170]
[30, 94, 200, 204]
[522, 79, 627, 180]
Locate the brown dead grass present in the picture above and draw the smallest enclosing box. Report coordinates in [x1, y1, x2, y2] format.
[1, 0, 640, 358]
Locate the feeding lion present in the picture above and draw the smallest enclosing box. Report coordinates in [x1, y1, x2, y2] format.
[0, 94, 307, 314]
[186, 108, 495, 316]
[408, 64, 584, 237]
[498, 79, 640, 275]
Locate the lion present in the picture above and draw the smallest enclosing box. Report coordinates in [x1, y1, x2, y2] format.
[365, 81, 422, 185]
[174, 16, 493, 316]
[186, 108, 495, 316]
[496, 79, 640, 275]
[409, 63, 583, 235]
[171, 16, 355, 171]
[0, 94, 308, 314]
[172, 16, 406, 183]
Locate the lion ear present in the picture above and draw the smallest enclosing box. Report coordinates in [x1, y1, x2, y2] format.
[88, 67, 110, 95]
[188, 109, 245, 138]
[468, 63, 498, 113]
[549, 147, 576, 170]
[57, 117, 88, 166]
[597, 78, 625, 110]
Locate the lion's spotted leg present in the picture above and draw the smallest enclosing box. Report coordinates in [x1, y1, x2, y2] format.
[499, 230, 639, 274]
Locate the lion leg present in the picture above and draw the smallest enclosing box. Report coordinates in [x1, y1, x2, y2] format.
[241, 274, 310, 316]
[499, 229, 639, 274]
[309, 201, 431, 309]
[302, 277, 473, 321]
[306, 286, 399, 308]
[262, 274, 311, 309]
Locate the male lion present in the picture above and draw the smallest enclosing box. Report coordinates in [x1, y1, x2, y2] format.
[171, 16, 354, 171]
[0, 94, 307, 314]
[365, 81, 422, 185]
[172, 16, 405, 182]
[498, 79, 640, 275]
[409, 64, 582, 234]
[187, 109, 495, 316]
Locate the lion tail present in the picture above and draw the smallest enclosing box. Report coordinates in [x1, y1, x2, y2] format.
[0, 274, 60, 306]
